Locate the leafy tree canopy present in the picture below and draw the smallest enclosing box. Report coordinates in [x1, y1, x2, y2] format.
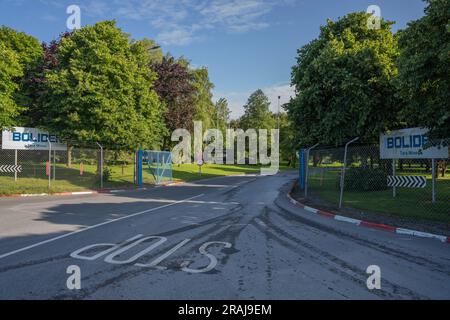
[42, 20, 166, 149]
[396, 0, 450, 138]
[152, 56, 196, 134]
[191, 66, 216, 130]
[0, 42, 23, 128]
[240, 89, 275, 131]
[286, 12, 400, 147]
[0, 26, 42, 127]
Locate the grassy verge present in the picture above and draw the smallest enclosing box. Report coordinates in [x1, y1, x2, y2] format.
[308, 168, 450, 223]
[0, 162, 290, 195]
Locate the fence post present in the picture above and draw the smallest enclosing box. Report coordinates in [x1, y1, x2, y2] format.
[299, 149, 305, 189]
[392, 159, 396, 198]
[14, 149, 18, 182]
[339, 137, 359, 209]
[304, 143, 319, 199]
[96, 142, 103, 189]
[136, 150, 143, 187]
[48, 140, 52, 190]
[53, 149, 56, 181]
[432, 158, 436, 203]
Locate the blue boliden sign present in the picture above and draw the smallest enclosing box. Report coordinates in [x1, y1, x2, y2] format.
[1, 127, 67, 151]
[380, 127, 448, 159]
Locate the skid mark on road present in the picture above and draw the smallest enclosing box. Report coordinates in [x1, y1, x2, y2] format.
[251, 207, 429, 299]
[274, 199, 450, 275]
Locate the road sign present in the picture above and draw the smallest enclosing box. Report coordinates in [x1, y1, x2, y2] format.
[387, 176, 426, 188]
[380, 127, 448, 159]
[2, 127, 67, 151]
[0, 165, 22, 173]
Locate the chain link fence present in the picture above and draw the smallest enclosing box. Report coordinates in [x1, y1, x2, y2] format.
[0, 141, 141, 194]
[303, 144, 450, 223]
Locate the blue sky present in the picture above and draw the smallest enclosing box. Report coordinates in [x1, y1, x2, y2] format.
[0, 0, 427, 118]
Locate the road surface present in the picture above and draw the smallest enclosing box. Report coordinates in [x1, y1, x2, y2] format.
[0, 171, 449, 299]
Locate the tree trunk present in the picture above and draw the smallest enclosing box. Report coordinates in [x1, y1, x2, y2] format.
[67, 145, 73, 167]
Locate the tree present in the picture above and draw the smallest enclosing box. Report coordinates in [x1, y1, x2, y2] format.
[191, 67, 216, 130]
[286, 13, 400, 147]
[131, 38, 163, 66]
[151, 56, 196, 147]
[0, 42, 22, 128]
[396, 0, 450, 139]
[0, 26, 42, 73]
[21, 32, 72, 127]
[214, 97, 231, 134]
[0, 26, 43, 127]
[278, 112, 297, 166]
[41, 21, 166, 149]
[240, 89, 276, 130]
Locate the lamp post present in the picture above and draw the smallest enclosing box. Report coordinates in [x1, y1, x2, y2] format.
[277, 95, 281, 130]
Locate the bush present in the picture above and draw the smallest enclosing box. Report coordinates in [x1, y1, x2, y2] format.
[337, 167, 387, 192]
[103, 167, 113, 182]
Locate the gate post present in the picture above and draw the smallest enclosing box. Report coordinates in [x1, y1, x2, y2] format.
[137, 150, 143, 187]
[299, 149, 306, 189]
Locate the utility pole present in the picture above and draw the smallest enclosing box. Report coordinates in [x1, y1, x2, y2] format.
[277, 96, 281, 130]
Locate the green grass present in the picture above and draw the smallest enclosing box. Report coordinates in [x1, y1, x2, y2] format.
[0, 162, 290, 195]
[308, 167, 450, 222]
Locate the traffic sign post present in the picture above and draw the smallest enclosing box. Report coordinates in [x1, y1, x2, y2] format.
[432, 159, 436, 203]
[0, 165, 22, 173]
[387, 176, 427, 188]
[392, 159, 396, 197]
[380, 128, 447, 203]
[197, 159, 203, 175]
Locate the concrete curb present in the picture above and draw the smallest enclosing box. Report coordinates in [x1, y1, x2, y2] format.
[0, 173, 247, 198]
[0, 187, 151, 198]
[286, 192, 450, 244]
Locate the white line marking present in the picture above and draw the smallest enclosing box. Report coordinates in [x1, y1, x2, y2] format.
[396, 228, 447, 242]
[255, 218, 267, 228]
[334, 215, 361, 225]
[71, 191, 95, 195]
[304, 206, 318, 214]
[0, 194, 204, 260]
[136, 239, 191, 269]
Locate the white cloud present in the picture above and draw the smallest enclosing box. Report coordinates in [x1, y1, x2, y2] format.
[62, 0, 298, 46]
[214, 83, 295, 119]
[84, 1, 109, 17]
[156, 27, 198, 46]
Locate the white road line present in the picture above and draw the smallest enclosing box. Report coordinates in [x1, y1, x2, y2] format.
[0, 194, 205, 260]
[255, 218, 267, 228]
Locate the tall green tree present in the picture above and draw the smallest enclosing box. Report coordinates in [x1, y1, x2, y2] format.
[0, 26, 43, 127]
[191, 67, 216, 130]
[0, 42, 22, 128]
[214, 97, 231, 134]
[240, 89, 275, 130]
[0, 26, 42, 74]
[277, 112, 296, 166]
[21, 32, 72, 127]
[42, 21, 166, 149]
[286, 13, 400, 147]
[396, 0, 450, 139]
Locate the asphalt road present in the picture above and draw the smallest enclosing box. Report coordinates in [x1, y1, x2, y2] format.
[0, 171, 449, 299]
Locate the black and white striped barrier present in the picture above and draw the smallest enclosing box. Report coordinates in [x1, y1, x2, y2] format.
[0, 165, 23, 173]
[387, 176, 427, 188]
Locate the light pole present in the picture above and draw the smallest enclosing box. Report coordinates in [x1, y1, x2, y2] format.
[277, 95, 281, 130]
